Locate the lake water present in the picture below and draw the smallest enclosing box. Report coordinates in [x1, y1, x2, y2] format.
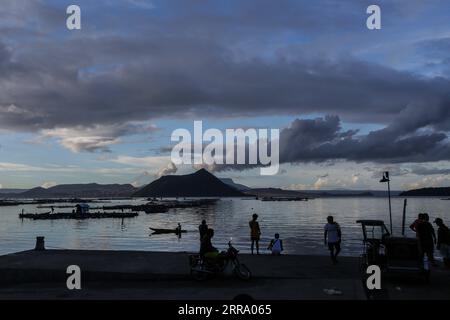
[0, 197, 449, 257]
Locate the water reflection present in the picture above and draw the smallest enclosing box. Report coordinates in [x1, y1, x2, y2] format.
[0, 197, 448, 257]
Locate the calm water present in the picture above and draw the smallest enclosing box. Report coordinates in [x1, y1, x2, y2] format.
[0, 197, 449, 257]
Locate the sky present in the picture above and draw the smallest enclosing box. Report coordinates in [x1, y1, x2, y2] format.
[0, 0, 449, 191]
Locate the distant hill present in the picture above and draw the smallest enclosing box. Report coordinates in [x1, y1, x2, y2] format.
[299, 190, 401, 197]
[134, 169, 245, 197]
[308, 191, 374, 197]
[400, 187, 450, 197]
[16, 183, 137, 198]
[244, 188, 400, 198]
[0, 189, 28, 194]
[220, 178, 251, 191]
[245, 188, 309, 198]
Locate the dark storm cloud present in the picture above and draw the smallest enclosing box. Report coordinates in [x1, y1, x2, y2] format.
[279, 112, 450, 164]
[213, 110, 450, 173]
[0, 0, 449, 159]
[1, 33, 448, 131]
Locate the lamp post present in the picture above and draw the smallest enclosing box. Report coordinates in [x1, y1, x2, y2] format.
[380, 171, 393, 235]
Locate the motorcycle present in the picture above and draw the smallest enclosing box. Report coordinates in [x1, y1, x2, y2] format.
[189, 241, 252, 281]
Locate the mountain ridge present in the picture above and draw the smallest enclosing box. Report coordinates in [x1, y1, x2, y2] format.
[400, 187, 450, 197]
[11, 183, 137, 198]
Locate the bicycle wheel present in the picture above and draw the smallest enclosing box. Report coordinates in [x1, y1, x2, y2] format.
[191, 267, 209, 281]
[234, 263, 251, 280]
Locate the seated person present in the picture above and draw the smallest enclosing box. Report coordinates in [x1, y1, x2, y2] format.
[267, 233, 283, 255]
[200, 228, 223, 263]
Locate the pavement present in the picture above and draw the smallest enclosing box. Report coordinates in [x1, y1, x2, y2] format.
[0, 249, 448, 300]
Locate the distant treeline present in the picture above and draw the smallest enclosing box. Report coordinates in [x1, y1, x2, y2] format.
[400, 187, 450, 197]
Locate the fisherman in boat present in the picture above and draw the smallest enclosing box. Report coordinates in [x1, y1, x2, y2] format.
[175, 223, 182, 237]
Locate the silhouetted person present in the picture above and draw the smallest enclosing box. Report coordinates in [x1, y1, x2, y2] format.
[268, 233, 283, 255]
[324, 216, 341, 264]
[199, 220, 208, 242]
[51, 206, 54, 214]
[434, 218, 450, 267]
[417, 213, 437, 266]
[249, 214, 261, 255]
[410, 213, 425, 233]
[175, 223, 182, 238]
[200, 228, 219, 259]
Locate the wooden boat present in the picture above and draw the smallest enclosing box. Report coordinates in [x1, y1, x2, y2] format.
[149, 227, 187, 234]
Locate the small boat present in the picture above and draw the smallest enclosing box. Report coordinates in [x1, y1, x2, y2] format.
[149, 227, 187, 234]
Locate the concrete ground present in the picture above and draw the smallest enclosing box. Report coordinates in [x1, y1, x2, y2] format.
[0, 249, 448, 300]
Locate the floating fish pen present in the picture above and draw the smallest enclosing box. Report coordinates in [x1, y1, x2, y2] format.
[19, 202, 139, 220]
[19, 211, 139, 220]
[87, 199, 219, 214]
[261, 197, 309, 202]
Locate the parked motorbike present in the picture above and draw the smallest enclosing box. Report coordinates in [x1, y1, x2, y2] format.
[189, 241, 251, 281]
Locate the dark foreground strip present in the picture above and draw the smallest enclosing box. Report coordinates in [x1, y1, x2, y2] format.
[0, 300, 447, 319]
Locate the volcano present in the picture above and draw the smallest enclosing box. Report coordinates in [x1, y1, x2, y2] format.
[133, 169, 245, 197]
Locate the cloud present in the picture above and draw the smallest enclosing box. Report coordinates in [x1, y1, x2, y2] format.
[40, 123, 157, 153]
[126, 0, 155, 9]
[288, 173, 365, 190]
[41, 181, 57, 189]
[0, 0, 449, 185]
[200, 111, 450, 173]
[279, 111, 450, 164]
[131, 171, 151, 187]
[402, 176, 450, 190]
[365, 165, 410, 179]
[409, 164, 450, 176]
[110, 155, 171, 168]
[0, 162, 43, 171]
[0, 1, 449, 137]
[155, 161, 178, 178]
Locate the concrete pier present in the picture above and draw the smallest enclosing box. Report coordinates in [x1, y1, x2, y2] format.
[0, 250, 448, 300]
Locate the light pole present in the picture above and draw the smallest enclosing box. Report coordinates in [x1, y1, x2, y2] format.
[380, 171, 393, 235]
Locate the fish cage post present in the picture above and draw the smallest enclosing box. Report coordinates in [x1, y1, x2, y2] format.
[402, 199, 407, 236]
[35, 236, 45, 251]
[380, 171, 393, 235]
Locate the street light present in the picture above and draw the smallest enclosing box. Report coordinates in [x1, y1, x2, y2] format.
[380, 171, 393, 234]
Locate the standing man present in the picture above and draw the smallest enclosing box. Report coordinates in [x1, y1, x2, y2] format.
[410, 213, 424, 233]
[199, 220, 208, 242]
[249, 214, 261, 255]
[434, 218, 450, 267]
[324, 216, 342, 264]
[417, 213, 437, 266]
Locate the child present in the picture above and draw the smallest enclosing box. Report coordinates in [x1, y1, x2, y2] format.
[268, 233, 283, 255]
